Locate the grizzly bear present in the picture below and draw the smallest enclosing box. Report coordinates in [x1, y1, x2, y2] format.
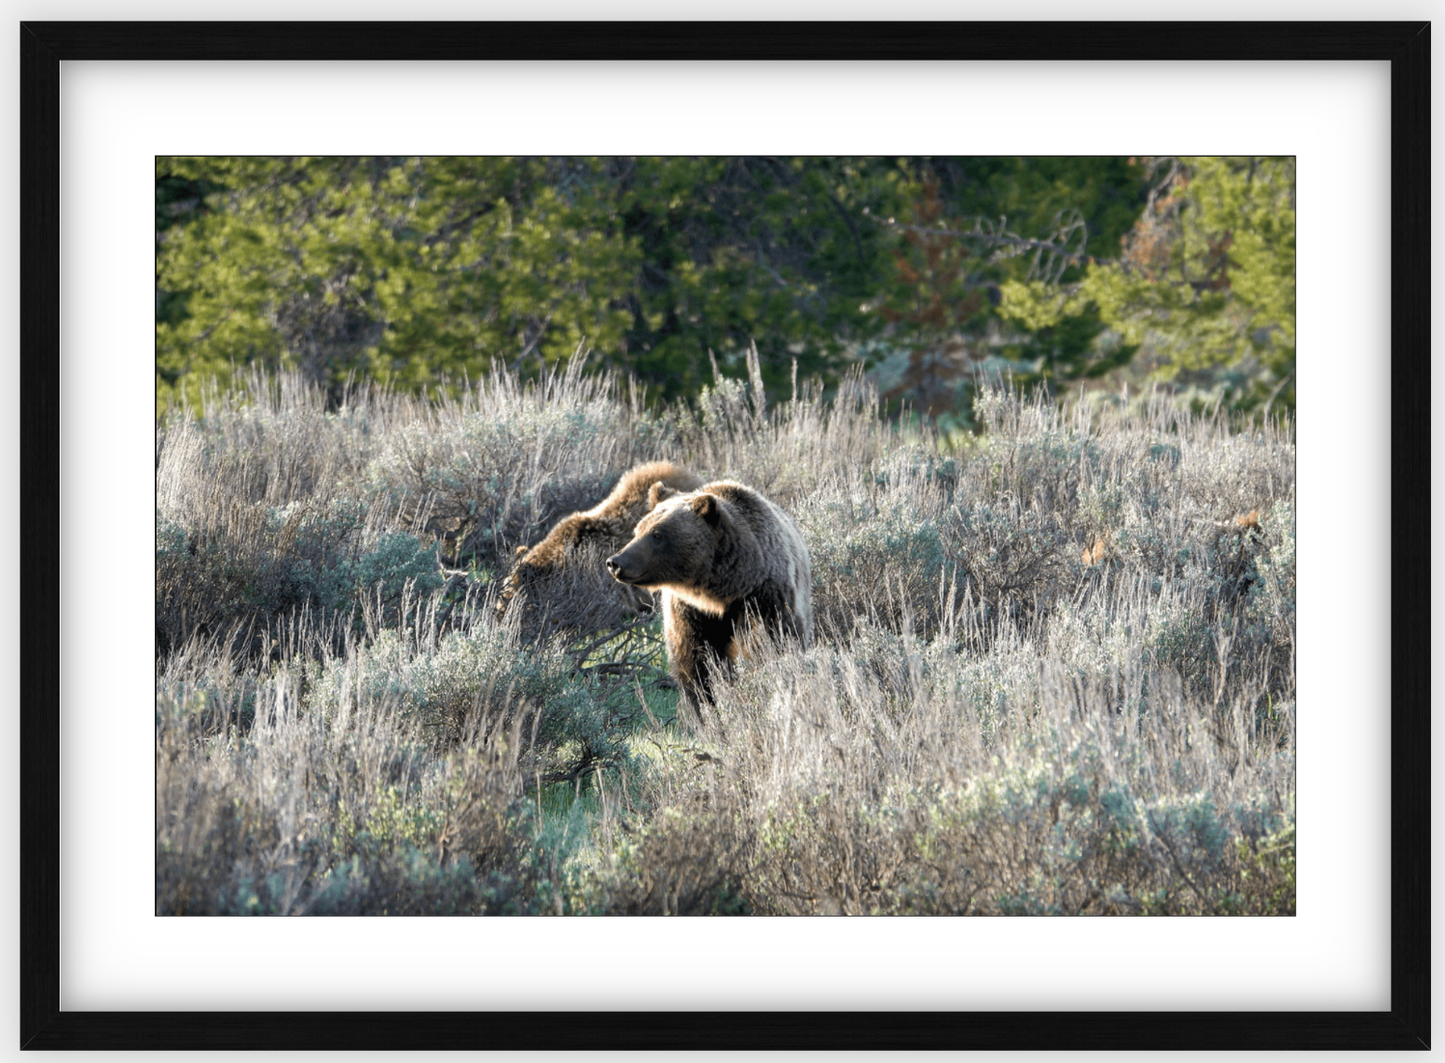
[606, 479, 813, 711]
[498, 461, 703, 634]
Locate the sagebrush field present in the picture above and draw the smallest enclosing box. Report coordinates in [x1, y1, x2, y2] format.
[156, 360, 1295, 915]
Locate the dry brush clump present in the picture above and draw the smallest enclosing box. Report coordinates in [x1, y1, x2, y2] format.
[608, 627, 1294, 916]
[155, 664, 526, 916]
[546, 381, 1293, 916]
[156, 374, 444, 658]
[157, 360, 1293, 916]
[155, 613, 622, 916]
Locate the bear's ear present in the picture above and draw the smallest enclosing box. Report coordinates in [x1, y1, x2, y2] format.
[648, 481, 680, 508]
[515, 545, 530, 556]
[691, 492, 722, 526]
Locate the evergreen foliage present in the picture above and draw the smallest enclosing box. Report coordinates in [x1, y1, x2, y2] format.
[1001, 157, 1296, 414]
[156, 156, 1191, 419]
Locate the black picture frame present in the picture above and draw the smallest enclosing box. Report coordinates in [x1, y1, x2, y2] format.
[20, 21, 1429, 1051]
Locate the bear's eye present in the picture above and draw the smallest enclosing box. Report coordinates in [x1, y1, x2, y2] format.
[651, 530, 664, 542]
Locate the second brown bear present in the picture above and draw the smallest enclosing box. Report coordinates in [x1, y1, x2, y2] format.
[607, 479, 813, 712]
[499, 461, 703, 634]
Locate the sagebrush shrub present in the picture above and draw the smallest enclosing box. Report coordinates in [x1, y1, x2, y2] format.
[157, 364, 1294, 916]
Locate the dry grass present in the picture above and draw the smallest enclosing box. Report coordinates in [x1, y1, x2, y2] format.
[156, 360, 1294, 915]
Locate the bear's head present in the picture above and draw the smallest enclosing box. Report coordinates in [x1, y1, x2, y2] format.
[606, 483, 724, 591]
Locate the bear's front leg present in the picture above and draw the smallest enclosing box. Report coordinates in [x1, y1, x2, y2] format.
[665, 597, 738, 719]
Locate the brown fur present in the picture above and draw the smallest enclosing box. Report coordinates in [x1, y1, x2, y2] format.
[498, 461, 704, 630]
[607, 479, 813, 712]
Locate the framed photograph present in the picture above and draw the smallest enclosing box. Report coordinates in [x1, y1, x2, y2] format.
[21, 20, 1427, 1051]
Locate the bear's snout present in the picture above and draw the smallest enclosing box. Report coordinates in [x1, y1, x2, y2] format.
[608, 541, 652, 585]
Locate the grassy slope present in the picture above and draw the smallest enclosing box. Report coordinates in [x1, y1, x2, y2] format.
[156, 362, 1295, 916]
